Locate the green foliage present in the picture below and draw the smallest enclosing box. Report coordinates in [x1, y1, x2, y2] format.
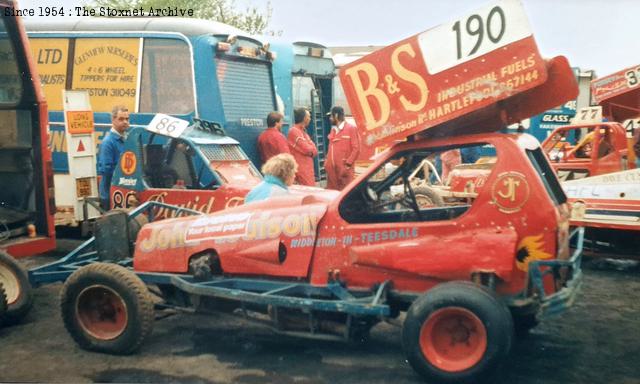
[83, 0, 273, 35]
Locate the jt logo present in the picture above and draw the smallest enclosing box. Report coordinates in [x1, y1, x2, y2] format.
[497, 177, 520, 202]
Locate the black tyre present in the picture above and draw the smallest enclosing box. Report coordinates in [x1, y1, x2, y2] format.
[0, 282, 7, 323]
[412, 186, 444, 208]
[513, 313, 539, 338]
[60, 263, 154, 354]
[0, 251, 34, 324]
[402, 281, 514, 383]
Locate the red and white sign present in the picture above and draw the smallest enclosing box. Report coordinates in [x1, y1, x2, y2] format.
[340, 0, 547, 150]
[591, 65, 640, 104]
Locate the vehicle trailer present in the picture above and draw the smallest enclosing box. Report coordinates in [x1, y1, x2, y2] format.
[27, 0, 584, 382]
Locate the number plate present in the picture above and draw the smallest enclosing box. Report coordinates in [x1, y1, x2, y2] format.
[75, 177, 92, 198]
[146, 113, 190, 138]
[623, 118, 640, 138]
[66, 111, 94, 134]
[570, 107, 602, 125]
[419, 0, 532, 74]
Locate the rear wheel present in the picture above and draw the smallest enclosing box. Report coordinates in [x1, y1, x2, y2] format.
[0, 251, 33, 324]
[402, 281, 513, 383]
[60, 263, 154, 354]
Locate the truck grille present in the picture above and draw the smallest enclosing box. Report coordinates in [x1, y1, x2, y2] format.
[200, 144, 245, 161]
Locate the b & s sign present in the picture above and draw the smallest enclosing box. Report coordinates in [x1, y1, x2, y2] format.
[340, 0, 548, 150]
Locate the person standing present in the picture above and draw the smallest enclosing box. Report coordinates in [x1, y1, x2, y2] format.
[325, 106, 360, 190]
[440, 149, 461, 183]
[98, 105, 130, 210]
[257, 111, 289, 165]
[287, 107, 317, 186]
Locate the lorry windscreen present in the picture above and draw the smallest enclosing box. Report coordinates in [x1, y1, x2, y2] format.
[526, 148, 567, 206]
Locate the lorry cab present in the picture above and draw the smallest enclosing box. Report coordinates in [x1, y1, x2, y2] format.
[542, 122, 631, 181]
[110, 117, 263, 217]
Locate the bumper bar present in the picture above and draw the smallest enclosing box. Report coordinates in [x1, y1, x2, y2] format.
[528, 227, 585, 317]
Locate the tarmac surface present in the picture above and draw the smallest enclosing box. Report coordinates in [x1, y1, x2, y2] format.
[1, 239, 639, 384]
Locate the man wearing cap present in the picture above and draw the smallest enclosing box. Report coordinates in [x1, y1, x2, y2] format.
[326, 106, 360, 190]
[287, 107, 317, 186]
[257, 111, 290, 166]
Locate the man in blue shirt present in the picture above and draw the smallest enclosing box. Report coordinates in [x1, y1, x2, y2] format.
[98, 105, 130, 210]
[245, 153, 298, 203]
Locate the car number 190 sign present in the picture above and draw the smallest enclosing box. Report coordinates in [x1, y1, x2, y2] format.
[340, 0, 547, 150]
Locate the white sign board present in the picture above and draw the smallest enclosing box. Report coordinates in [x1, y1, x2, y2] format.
[62, 90, 100, 222]
[418, 0, 532, 74]
[622, 118, 640, 138]
[146, 113, 190, 138]
[570, 106, 603, 125]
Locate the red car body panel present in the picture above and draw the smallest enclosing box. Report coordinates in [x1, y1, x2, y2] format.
[134, 133, 565, 298]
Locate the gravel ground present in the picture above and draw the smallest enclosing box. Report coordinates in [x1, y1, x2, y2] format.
[1, 241, 639, 384]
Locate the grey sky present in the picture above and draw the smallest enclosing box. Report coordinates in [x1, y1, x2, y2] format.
[19, 0, 639, 77]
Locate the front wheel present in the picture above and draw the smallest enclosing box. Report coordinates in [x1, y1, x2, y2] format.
[402, 281, 513, 383]
[0, 251, 33, 324]
[60, 263, 154, 354]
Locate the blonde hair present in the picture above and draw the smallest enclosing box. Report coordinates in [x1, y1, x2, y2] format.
[262, 153, 298, 182]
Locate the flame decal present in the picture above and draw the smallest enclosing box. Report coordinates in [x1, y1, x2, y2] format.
[516, 234, 552, 271]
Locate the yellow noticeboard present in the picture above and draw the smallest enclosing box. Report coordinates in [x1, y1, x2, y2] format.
[29, 38, 69, 110]
[72, 38, 140, 112]
[66, 110, 94, 134]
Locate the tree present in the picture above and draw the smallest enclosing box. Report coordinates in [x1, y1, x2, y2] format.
[83, 0, 273, 35]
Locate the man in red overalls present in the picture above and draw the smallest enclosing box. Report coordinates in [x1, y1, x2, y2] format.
[257, 111, 289, 166]
[287, 107, 317, 186]
[325, 106, 360, 190]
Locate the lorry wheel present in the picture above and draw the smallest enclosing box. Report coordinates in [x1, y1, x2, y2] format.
[412, 186, 444, 208]
[402, 281, 513, 383]
[60, 263, 154, 354]
[0, 282, 7, 323]
[0, 251, 34, 324]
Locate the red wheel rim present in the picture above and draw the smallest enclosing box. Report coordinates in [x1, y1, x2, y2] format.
[419, 307, 487, 372]
[76, 285, 128, 340]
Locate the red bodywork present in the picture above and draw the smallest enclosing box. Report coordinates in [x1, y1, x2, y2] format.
[542, 122, 632, 181]
[592, 65, 640, 121]
[134, 133, 568, 298]
[132, 3, 579, 304]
